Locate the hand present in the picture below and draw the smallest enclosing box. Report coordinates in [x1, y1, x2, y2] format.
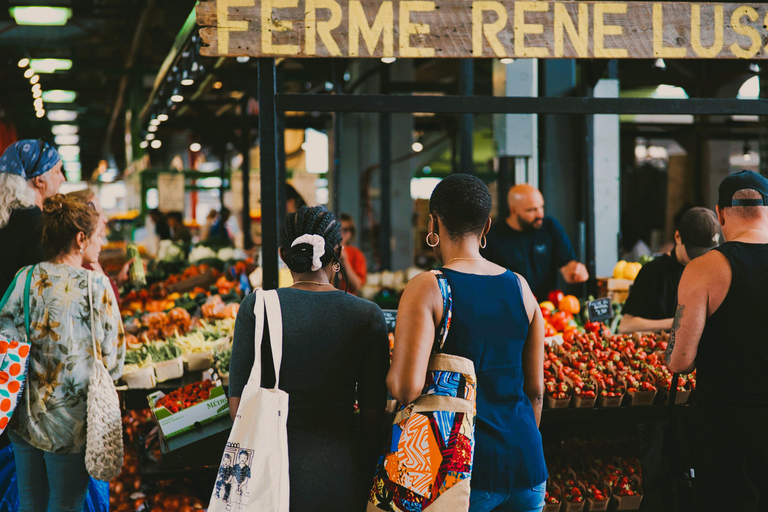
[570, 262, 589, 283]
[561, 260, 589, 284]
[117, 258, 134, 284]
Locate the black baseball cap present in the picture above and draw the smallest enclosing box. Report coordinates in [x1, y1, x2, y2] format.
[718, 170, 768, 209]
[678, 207, 722, 259]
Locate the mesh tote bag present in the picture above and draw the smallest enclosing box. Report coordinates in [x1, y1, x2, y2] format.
[209, 289, 289, 512]
[368, 270, 476, 512]
[85, 270, 124, 481]
[0, 266, 35, 435]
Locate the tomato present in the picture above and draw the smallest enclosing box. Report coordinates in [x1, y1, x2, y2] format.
[548, 290, 565, 305]
[558, 295, 581, 314]
[544, 323, 557, 337]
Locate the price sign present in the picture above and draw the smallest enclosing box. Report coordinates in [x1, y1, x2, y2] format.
[587, 297, 613, 323]
[382, 310, 397, 334]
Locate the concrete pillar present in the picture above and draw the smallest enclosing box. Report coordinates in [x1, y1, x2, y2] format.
[592, 79, 621, 277]
[493, 59, 538, 187]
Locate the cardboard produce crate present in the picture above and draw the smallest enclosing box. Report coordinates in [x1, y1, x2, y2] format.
[148, 384, 230, 441]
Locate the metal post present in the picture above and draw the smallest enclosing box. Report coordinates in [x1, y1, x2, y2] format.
[277, 112, 287, 221]
[218, 149, 227, 211]
[259, 57, 279, 290]
[459, 59, 474, 174]
[379, 64, 392, 270]
[332, 61, 343, 215]
[584, 100, 597, 297]
[241, 98, 253, 249]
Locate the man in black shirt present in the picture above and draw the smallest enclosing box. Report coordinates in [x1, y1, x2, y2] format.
[668, 171, 768, 511]
[619, 207, 721, 333]
[481, 184, 588, 300]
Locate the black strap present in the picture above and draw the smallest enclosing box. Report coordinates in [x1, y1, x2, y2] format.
[730, 198, 766, 206]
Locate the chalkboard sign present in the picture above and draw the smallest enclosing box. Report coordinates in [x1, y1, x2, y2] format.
[587, 298, 613, 323]
[382, 310, 397, 334]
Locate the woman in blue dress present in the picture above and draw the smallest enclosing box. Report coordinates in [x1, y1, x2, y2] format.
[388, 174, 548, 512]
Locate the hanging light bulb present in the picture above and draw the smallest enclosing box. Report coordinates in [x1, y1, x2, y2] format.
[18, 58, 29, 68]
[24, 68, 34, 78]
[743, 142, 752, 162]
[157, 114, 169, 122]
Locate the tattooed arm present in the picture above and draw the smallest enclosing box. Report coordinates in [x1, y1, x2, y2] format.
[666, 252, 731, 374]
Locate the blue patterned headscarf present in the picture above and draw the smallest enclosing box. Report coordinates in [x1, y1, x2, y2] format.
[0, 139, 62, 179]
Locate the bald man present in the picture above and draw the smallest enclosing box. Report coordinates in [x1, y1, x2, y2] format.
[481, 184, 589, 300]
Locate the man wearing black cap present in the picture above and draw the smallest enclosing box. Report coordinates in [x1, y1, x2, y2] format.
[667, 170, 768, 510]
[619, 207, 722, 333]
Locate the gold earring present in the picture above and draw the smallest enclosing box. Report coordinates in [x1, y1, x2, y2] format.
[480, 235, 487, 249]
[426, 232, 440, 248]
[332, 262, 341, 273]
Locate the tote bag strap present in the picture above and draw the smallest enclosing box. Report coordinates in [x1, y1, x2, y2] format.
[87, 271, 99, 367]
[430, 270, 453, 353]
[246, 289, 266, 389]
[23, 265, 36, 342]
[246, 289, 285, 390]
[262, 290, 283, 390]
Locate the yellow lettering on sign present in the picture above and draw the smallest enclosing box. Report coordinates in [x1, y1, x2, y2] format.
[514, 2, 550, 57]
[653, 3, 686, 57]
[593, 3, 628, 58]
[472, 1, 508, 57]
[261, 0, 299, 55]
[729, 6, 760, 58]
[399, 1, 435, 57]
[553, 2, 588, 58]
[217, 0, 254, 54]
[306, 0, 342, 56]
[691, 4, 723, 58]
[349, 1, 394, 57]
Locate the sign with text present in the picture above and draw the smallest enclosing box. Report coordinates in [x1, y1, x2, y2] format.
[157, 174, 186, 213]
[197, 1, 768, 59]
[587, 297, 614, 323]
[382, 309, 397, 334]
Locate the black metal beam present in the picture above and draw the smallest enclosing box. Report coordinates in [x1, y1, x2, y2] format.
[458, 60, 474, 174]
[241, 97, 253, 250]
[379, 66, 392, 271]
[259, 58, 279, 290]
[277, 94, 768, 116]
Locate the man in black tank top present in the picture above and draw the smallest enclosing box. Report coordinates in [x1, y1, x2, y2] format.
[667, 170, 768, 512]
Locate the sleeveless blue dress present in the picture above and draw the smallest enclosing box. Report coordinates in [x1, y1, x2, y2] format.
[441, 268, 548, 491]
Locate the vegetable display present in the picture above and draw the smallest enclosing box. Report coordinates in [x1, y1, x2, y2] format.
[155, 380, 216, 414]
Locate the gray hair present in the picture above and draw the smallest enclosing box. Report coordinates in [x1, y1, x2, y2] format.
[0, 174, 36, 229]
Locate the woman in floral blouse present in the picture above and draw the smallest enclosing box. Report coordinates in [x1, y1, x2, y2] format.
[0, 193, 125, 512]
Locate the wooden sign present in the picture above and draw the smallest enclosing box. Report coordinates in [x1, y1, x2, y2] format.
[197, 1, 768, 59]
[586, 297, 614, 323]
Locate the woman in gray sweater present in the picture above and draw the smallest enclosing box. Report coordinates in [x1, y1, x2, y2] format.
[228, 206, 389, 512]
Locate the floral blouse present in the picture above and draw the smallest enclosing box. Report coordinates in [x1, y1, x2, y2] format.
[0, 263, 125, 453]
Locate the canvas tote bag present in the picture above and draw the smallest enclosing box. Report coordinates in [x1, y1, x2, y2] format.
[209, 289, 289, 512]
[368, 270, 476, 512]
[85, 270, 124, 481]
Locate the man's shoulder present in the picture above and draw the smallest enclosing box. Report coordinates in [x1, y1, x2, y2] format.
[8, 206, 41, 225]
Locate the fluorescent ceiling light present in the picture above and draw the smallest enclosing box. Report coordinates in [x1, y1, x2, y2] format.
[58, 145, 80, 161]
[30, 59, 72, 73]
[10, 6, 72, 26]
[54, 134, 79, 145]
[51, 124, 78, 135]
[63, 161, 81, 172]
[42, 90, 76, 103]
[47, 110, 77, 122]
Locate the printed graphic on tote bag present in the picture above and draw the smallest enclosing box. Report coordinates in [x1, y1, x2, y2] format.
[213, 444, 254, 511]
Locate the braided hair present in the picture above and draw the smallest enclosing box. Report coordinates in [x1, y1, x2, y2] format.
[280, 206, 347, 288]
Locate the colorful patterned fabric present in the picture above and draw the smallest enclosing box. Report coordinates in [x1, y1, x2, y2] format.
[0, 263, 125, 454]
[369, 272, 476, 512]
[0, 267, 33, 434]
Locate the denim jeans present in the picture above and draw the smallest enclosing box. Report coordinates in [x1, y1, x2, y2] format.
[8, 430, 90, 512]
[469, 481, 547, 512]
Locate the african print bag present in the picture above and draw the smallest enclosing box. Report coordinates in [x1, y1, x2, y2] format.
[0, 266, 34, 435]
[368, 270, 476, 512]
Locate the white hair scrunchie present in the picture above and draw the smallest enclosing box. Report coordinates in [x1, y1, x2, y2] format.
[291, 234, 326, 271]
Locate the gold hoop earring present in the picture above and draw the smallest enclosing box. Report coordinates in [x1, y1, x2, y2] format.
[480, 235, 487, 249]
[426, 232, 440, 248]
[332, 262, 341, 273]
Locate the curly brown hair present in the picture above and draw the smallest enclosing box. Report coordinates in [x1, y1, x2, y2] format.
[41, 194, 99, 261]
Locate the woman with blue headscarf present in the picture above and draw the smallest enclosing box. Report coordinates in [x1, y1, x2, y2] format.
[0, 139, 65, 298]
